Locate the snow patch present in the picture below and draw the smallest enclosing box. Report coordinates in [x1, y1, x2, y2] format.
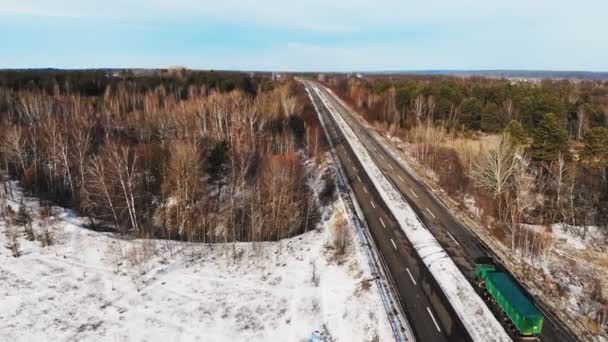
[0, 173, 393, 341]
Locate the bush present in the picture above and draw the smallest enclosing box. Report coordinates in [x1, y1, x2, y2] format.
[37, 226, 54, 247]
[4, 226, 20, 257]
[416, 144, 468, 196]
[15, 204, 36, 241]
[15, 204, 32, 228]
[330, 210, 351, 262]
[5, 238, 20, 257]
[319, 172, 336, 206]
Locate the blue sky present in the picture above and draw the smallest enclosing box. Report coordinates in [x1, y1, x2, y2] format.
[1, 0, 607, 71]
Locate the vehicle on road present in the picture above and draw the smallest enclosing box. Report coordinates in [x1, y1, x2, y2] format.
[475, 261, 544, 340]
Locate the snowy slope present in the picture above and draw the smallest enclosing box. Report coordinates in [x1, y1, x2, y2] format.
[311, 83, 511, 342]
[0, 175, 393, 342]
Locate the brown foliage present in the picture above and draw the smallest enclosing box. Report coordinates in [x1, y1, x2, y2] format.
[0, 79, 321, 244]
[414, 144, 468, 196]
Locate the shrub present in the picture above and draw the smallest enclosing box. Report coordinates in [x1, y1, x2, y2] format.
[4, 226, 20, 257]
[319, 172, 336, 206]
[330, 210, 351, 262]
[15, 203, 33, 228]
[416, 144, 468, 196]
[37, 225, 54, 247]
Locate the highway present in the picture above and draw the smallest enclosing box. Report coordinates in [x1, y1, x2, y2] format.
[305, 81, 471, 342]
[310, 81, 578, 342]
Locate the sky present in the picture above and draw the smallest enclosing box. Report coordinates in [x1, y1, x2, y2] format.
[1, 0, 607, 71]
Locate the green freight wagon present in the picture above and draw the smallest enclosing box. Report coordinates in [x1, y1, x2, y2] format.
[475, 263, 544, 336]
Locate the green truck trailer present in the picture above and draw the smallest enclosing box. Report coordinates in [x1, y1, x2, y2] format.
[475, 263, 544, 337]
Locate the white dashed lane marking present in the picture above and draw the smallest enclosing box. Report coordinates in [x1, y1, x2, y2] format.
[447, 231, 460, 246]
[406, 268, 417, 286]
[427, 307, 441, 332]
[410, 189, 418, 198]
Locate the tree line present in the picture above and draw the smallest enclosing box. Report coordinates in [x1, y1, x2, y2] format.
[0, 71, 325, 243]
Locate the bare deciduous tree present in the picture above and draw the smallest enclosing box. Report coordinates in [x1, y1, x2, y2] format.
[471, 134, 518, 197]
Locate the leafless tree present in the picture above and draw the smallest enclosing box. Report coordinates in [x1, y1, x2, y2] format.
[471, 134, 519, 197]
[106, 141, 141, 234]
[2, 127, 28, 175]
[505, 156, 536, 252]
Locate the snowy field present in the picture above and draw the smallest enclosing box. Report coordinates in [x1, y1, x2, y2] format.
[0, 181, 393, 342]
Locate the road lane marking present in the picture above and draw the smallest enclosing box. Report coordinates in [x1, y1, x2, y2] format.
[406, 268, 417, 286]
[388, 164, 394, 170]
[379, 154, 385, 160]
[398, 175, 404, 182]
[391, 239, 397, 250]
[357, 175, 362, 182]
[410, 189, 418, 198]
[363, 186, 368, 194]
[426, 208, 436, 219]
[447, 231, 460, 246]
[379, 217, 386, 228]
[370, 200, 376, 208]
[427, 307, 442, 332]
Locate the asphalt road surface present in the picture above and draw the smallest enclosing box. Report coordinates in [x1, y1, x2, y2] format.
[306, 82, 472, 342]
[310, 81, 578, 342]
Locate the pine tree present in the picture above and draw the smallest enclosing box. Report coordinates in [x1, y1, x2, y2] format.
[530, 113, 570, 162]
[504, 120, 527, 146]
[460, 98, 483, 130]
[481, 103, 501, 132]
[581, 127, 608, 169]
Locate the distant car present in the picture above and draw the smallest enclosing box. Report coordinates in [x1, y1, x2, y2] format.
[311, 330, 323, 342]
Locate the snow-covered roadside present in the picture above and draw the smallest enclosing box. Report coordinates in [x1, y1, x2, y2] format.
[313, 83, 511, 342]
[0, 165, 393, 342]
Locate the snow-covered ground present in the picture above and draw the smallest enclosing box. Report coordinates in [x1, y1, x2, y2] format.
[0, 171, 393, 342]
[313, 84, 511, 341]
[518, 222, 608, 339]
